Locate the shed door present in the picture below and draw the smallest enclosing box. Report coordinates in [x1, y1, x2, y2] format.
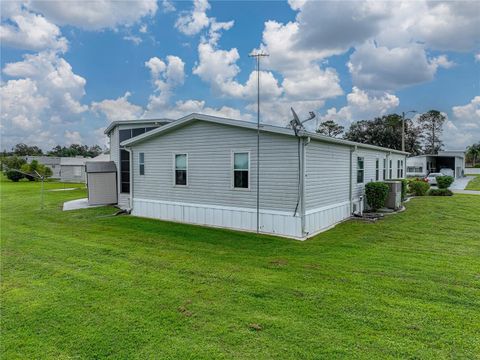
[88, 172, 117, 205]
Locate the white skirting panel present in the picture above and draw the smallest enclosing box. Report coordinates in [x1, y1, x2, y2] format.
[304, 201, 352, 237]
[132, 198, 302, 238]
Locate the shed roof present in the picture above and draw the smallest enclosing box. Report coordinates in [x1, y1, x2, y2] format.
[85, 161, 117, 173]
[120, 113, 409, 155]
[104, 118, 172, 134]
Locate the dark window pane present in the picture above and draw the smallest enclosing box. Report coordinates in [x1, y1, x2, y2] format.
[120, 148, 130, 193]
[121, 171, 129, 182]
[120, 149, 129, 161]
[146, 127, 157, 132]
[121, 182, 130, 193]
[234, 170, 248, 188]
[140, 164, 145, 175]
[119, 129, 132, 142]
[175, 170, 187, 185]
[132, 128, 146, 137]
[357, 170, 364, 184]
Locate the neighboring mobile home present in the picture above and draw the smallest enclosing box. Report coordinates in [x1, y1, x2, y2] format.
[59, 157, 87, 182]
[102, 114, 407, 240]
[406, 150, 465, 178]
[25, 156, 61, 178]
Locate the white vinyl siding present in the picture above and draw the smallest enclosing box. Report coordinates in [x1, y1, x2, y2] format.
[131, 121, 300, 212]
[305, 141, 350, 209]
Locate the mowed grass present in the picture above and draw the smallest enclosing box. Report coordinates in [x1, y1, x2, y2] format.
[466, 175, 480, 191]
[1, 178, 479, 359]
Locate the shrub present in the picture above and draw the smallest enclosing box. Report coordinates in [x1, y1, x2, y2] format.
[365, 182, 389, 211]
[428, 188, 453, 196]
[436, 175, 454, 189]
[409, 180, 430, 196]
[6, 169, 24, 182]
[0, 156, 26, 171]
[391, 178, 408, 200]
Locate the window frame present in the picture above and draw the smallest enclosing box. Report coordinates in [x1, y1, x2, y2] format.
[397, 159, 401, 178]
[383, 158, 386, 180]
[357, 156, 365, 184]
[173, 153, 188, 187]
[231, 150, 250, 190]
[375, 158, 380, 181]
[139, 152, 145, 176]
[389, 159, 393, 179]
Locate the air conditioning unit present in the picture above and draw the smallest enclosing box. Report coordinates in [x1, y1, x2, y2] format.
[384, 181, 402, 210]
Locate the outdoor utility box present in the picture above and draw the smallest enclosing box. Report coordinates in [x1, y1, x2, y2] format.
[384, 181, 402, 210]
[85, 161, 118, 206]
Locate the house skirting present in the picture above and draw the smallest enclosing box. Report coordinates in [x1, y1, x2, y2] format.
[132, 198, 355, 240]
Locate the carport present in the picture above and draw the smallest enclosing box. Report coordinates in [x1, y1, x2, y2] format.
[85, 161, 118, 205]
[407, 151, 465, 178]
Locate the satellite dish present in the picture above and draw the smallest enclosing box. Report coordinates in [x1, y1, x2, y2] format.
[289, 107, 316, 135]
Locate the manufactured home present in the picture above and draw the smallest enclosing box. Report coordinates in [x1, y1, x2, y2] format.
[99, 113, 407, 240]
[59, 157, 88, 183]
[25, 156, 61, 178]
[406, 151, 465, 178]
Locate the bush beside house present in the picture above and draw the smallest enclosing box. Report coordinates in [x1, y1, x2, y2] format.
[365, 182, 389, 211]
[436, 176, 454, 189]
[409, 180, 430, 196]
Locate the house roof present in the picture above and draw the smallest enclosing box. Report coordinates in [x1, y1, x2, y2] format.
[104, 118, 172, 135]
[90, 153, 110, 162]
[85, 161, 117, 173]
[119, 113, 409, 155]
[60, 157, 88, 166]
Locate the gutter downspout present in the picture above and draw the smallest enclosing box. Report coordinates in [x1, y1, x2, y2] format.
[349, 146, 355, 214]
[123, 147, 133, 210]
[300, 136, 310, 238]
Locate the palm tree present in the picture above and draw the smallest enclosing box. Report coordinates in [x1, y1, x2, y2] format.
[466, 142, 480, 166]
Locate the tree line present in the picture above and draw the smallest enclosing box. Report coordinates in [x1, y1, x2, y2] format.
[2, 143, 103, 158]
[316, 110, 458, 156]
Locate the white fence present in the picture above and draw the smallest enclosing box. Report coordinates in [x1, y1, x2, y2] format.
[465, 168, 480, 175]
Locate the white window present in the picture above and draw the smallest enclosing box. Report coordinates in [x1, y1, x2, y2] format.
[375, 158, 380, 181]
[407, 166, 423, 173]
[389, 159, 393, 179]
[174, 154, 187, 186]
[73, 166, 81, 177]
[139, 153, 145, 175]
[233, 152, 249, 189]
[357, 157, 364, 183]
[400, 160, 404, 177]
[383, 158, 386, 180]
[397, 160, 401, 178]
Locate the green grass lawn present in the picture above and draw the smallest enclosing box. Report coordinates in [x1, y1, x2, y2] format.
[466, 175, 480, 191]
[1, 178, 479, 359]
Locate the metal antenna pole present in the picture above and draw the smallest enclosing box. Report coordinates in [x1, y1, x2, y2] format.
[249, 52, 269, 234]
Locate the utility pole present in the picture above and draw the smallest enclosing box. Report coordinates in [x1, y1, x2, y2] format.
[249, 52, 269, 234]
[401, 110, 416, 152]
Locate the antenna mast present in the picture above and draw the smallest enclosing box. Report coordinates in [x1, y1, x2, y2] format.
[249, 51, 269, 234]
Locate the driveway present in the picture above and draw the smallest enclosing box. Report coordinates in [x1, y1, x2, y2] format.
[450, 176, 475, 190]
[450, 176, 480, 195]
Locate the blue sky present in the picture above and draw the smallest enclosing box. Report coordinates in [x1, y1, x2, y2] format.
[1, 0, 479, 151]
